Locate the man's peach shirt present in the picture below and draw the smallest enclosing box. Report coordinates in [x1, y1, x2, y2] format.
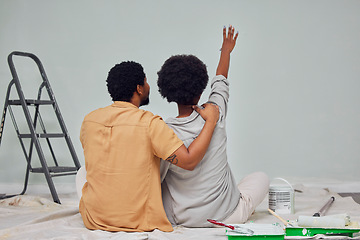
[79, 101, 183, 232]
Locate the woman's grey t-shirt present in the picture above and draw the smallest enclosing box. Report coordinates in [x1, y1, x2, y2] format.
[160, 75, 241, 227]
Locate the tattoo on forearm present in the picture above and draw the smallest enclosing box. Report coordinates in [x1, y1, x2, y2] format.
[166, 154, 179, 165]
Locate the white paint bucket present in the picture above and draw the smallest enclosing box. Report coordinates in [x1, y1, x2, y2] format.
[268, 178, 295, 214]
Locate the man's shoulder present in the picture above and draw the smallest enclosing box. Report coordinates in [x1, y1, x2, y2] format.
[82, 105, 164, 127]
[132, 107, 162, 122]
[83, 105, 111, 121]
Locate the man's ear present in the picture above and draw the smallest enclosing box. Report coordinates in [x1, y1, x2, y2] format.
[136, 84, 142, 95]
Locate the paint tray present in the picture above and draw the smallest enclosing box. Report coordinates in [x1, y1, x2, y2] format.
[226, 223, 285, 240]
[285, 221, 360, 237]
[285, 226, 360, 237]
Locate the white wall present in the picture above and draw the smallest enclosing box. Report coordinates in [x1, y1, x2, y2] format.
[0, 0, 359, 187]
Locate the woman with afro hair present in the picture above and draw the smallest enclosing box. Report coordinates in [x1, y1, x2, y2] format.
[158, 26, 269, 227]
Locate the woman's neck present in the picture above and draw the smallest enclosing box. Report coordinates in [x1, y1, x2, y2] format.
[176, 96, 201, 118]
[177, 104, 195, 118]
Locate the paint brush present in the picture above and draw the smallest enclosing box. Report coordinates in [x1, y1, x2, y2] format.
[268, 208, 293, 227]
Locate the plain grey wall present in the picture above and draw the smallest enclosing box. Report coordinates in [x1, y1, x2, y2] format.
[1, 0, 359, 188]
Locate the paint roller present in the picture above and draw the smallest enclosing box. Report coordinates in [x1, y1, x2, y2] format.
[297, 214, 350, 228]
[297, 196, 350, 228]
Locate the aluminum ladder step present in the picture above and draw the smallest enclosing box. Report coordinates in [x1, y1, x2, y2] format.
[8, 99, 54, 106]
[31, 166, 78, 177]
[19, 133, 66, 138]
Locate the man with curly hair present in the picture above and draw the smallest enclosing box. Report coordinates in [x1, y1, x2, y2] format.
[77, 61, 219, 232]
[157, 26, 269, 227]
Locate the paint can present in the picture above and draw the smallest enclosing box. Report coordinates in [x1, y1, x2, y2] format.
[268, 178, 295, 214]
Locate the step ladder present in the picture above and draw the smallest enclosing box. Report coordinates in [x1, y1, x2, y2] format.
[0, 51, 81, 204]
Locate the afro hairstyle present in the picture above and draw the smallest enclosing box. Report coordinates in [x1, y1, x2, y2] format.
[157, 54, 208, 105]
[106, 61, 146, 102]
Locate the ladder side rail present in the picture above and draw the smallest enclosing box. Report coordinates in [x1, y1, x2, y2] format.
[27, 82, 45, 172]
[0, 80, 15, 146]
[8, 106, 32, 167]
[8, 52, 61, 204]
[0, 108, 6, 146]
[8, 105, 32, 195]
[1, 80, 31, 198]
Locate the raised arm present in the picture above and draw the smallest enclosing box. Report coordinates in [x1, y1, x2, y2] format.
[216, 25, 239, 78]
[165, 103, 219, 171]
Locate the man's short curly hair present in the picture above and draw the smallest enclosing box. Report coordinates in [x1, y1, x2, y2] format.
[106, 61, 145, 102]
[157, 55, 208, 105]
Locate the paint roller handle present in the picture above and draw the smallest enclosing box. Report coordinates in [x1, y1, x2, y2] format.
[313, 196, 335, 217]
